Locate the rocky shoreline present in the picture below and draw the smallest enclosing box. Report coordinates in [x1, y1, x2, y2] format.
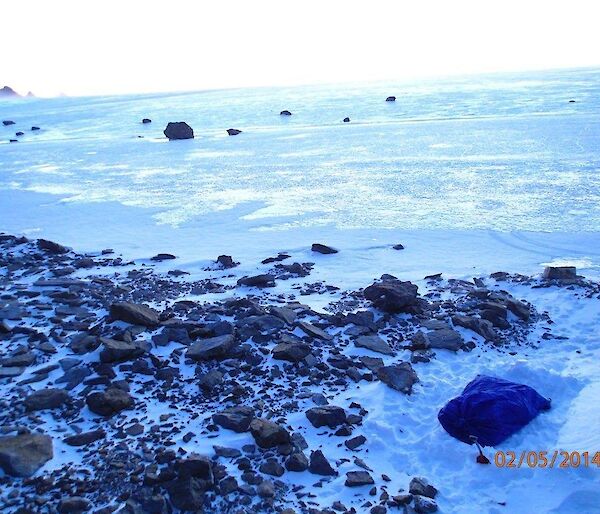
[0, 233, 598, 514]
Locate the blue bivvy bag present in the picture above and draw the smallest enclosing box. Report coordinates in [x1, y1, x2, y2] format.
[438, 375, 551, 447]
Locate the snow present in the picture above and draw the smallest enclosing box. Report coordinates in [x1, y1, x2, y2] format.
[1, 68, 600, 512]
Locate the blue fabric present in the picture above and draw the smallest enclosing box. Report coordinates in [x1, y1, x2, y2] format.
[438, 375, 551, 447]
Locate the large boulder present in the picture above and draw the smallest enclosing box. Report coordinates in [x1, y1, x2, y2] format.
[86, 387, 133, 417]
[99, 338, 146, 363]
[109, 302, 159, 328]
[212, 406, 254, 432]
[311, 243, 338, 254]
[377, 363, 419, 394]
[355, 335, 394, 355]
[163, 121, 194, 140]
[249, 418, 291, 448]
[187, 334, 236, 361]
[543, 266, 577, 280]
[24, 388, 70, 411]
[306, 405, 347, 428]
[237, 274, 275, 288]
[37, 238, 69, 254]
[345, 470, 374, 487]
[308, 450, 336, 475]
[412, 329, 464, 351]
[363, 278, 419, 313]
[0, 433, 53, 477]
[272, 341, 311, 362]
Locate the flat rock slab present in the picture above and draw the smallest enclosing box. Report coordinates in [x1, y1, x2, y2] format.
[0, 433, 53, 477]
[24, 388, 70, 411]
[187, 334, 236, 361]
[377, 363, 419, 394]
[345, 470, 374, 487]
[306, 405, 347, 428]
[355, 335, 394, 355]
[109, 302, 159, 328]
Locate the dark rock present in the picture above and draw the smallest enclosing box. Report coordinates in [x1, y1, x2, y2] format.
[187, 334, 237, 361]
[311, 243, 338, 254]
[142, 118, 152, 124]
[99, 338, 145, 363]
[343, 117, 350, 122]
[57, 497, 91, 513]
[249, 418, 291, 448]
[31, 126, 40, 131]
[543, 266, 577, 280]
[298, 321, 332, 340]
[355, 335, 394, 355]
[417, 329, 463, 351]
[413, 495, 438, 513]
[280, 110, 292, 116]
[259, 459, 285, 477]
[364, 279, 419, 313]
[227, 128, 242, 136]
[175, 454, 213, 480]
[63, 429, 106, 446]
[217, 255, 238, 269]
[385, 96, 396, 102]
[24, 388, 70, 411]
[376, 363, 418, 394]
[86, 387, 133, 417]
[306, 405, 347, 428]
[393, 243, 405, 250]
[452, 315, 498, 342]
[237, 274, 275, 288]
[345, 470, 374, 486]
[505, 298, 530, 321]
[110, 302, 160, 328]
[309, 450, 336, 476]
[409, 477, 437, 498]
[257, 480, 275, 498]
[272, 341, 311, 362]
[166, 477, 207, 511]
[0, 433, 53, 477]
[213, 406, 254, 432]
[37, 238, 69, 254]
[163, 121, 194, 140]
[15, 131, 24, 136]
[2, 119, 16, 125]
[151, 253, 176, 261]
[285, 452, 309, 471]
[345, 435, 366, 450]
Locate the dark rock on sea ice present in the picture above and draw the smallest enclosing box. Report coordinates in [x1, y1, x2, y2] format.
[409, 477, 438, 498]
[24, 388, 70, 411]
[385, 96, 396, 102]
[227, 128, 242, 135]
[0, 433, 53, 477]
[166, 476, 208, 511]
[286, 451, 309, 471]
[272, 340, 311, 362]
[543, 266, 577, 280]
[306, 405, 347, 428]
[2, 120, 16, 125]
[377, 363, 418, 393]
[355, 335, 395, 355]
[364, 277, 419, 313]
[9, 139, 18, 143]
[63, 429, 106, 447]
[109, 301, 159, 328]
[413, 495, 439, 513]
[150, 253, 176, 261]
[31, 126, 40, 131]
[345, 435, 367, 450]
[57, 497, 91, 513]
[217, 254, 238, 269]
[309, 450, 336, 476]
[345, 470, 374, 486]
[452, 314, 498, 342]
[393, 243, 405, 250]
[413, 328, 464, 351]
[280, 110, 292, 116]
[163, 121, 194, 140]
[249, 418, 291, 448]
[15, 131, 24, 136]
[142, 118, 152, 124]
[343, 117, 350, 122]
[175, 454, 214, 481]
[187, 334, 237, 361]
[37, 238, 69, 254]
[237, 274, 275, 288]
[312, 243, 338, 254]
[99, 338, 146, 363]
[86, 387, 133, 417]
[213, 406, 254, 432]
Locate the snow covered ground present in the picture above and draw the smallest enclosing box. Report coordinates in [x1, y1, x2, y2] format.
[1, 68, 600, 513]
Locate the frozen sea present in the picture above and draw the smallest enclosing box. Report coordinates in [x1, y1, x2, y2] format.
[1, 67, 600, 281]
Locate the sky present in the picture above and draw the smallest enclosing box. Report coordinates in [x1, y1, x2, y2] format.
[3, 0, 600, 97]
